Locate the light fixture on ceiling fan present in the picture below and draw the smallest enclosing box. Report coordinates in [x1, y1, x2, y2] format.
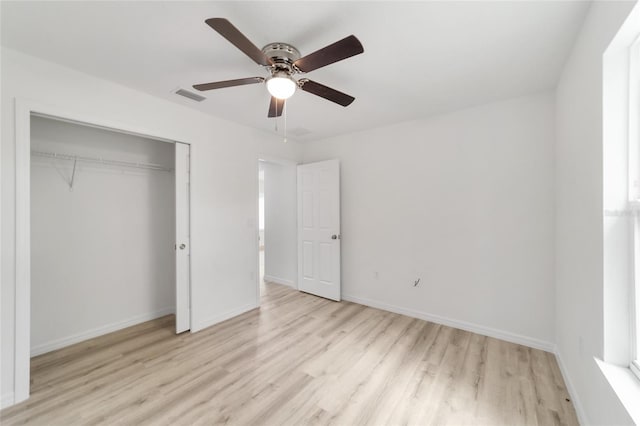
[192, 18, 364, 117]
[266, 71, 297, 100]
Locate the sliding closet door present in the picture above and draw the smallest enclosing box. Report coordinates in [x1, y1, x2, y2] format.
[175, 142, 191, 333]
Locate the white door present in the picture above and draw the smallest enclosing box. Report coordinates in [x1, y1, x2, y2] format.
[297, 159, 341, 301]
[175, 142, 191, 333]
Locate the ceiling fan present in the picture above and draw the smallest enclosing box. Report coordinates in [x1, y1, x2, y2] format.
[193, 18, 364, 118]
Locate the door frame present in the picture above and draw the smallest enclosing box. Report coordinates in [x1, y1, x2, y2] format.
[12, 98, 192, 404]
[256, 155, 298, 304]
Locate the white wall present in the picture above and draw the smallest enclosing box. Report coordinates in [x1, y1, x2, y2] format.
[30, 116, 175, 356]
[302, 91, 556, 349]
[1, 47, 300, 406]
[555, 1, 637, 425]
[263, 161, 297, 287]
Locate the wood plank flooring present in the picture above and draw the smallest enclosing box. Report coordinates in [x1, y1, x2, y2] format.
[1, 282, 578, 425]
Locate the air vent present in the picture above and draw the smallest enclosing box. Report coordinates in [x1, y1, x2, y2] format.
[174, 88, 206, 102]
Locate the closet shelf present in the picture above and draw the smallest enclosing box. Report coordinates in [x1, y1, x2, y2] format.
[31, 150, 173, 172]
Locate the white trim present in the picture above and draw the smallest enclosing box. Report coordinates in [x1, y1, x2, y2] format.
[627, 35, 640, 380]
[628, 34, 640, 203]
[554, 349, 588, 425]
[633, 214, 640, 379]
[342, 293, 555, 352]
[14, 99, 32, 405]
[1, 392, 15, 410]
[263, 275, 295, 288]
[31, 112, 176, 144]
[258, 155, 298, 167]
[631, 359, 640, 380]
[21, 100, 187, 144]
[596, 358, 640, 425]
[187, 142, 196, 332]
[255, 158, 261, 307]
[629, 29, 640, 377]
[30, 307, 174, 357]
[12, 97, 192, 407]
[191, 303, 258, 333]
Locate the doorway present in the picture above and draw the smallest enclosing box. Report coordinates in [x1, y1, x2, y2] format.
[259, 163, 266, 293]
[13, 102, 191, 404]
[257, 158, 298, 297]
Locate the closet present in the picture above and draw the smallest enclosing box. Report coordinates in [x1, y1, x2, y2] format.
[30, 115, 180, 356]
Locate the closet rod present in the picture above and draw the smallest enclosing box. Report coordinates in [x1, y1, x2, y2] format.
[31, 150, 173, 172]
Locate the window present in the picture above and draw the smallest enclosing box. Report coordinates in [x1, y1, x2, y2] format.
[630, 35, 640, 380]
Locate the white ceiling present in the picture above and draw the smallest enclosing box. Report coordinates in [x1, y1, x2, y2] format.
[1, 1, 590, 141]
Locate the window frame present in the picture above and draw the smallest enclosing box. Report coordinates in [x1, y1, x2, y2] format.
[629, 34, 640, 381]
[633, 212, 640, 378]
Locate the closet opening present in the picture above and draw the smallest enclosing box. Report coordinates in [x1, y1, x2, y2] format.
[28, 114, 191, 387]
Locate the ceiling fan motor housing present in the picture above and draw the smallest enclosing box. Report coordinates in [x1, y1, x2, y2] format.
[262, 43, 301, 74]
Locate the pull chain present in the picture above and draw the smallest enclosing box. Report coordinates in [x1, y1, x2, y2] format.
[283, 100, 287, 143]
[272, 100, 287, 143]
[274, 101, 279, 132]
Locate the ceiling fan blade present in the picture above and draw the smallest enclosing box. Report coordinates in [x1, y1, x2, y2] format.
[299, 79, 355, 107]
[193, 77, 265, 91]
[294, 35, 364, 73]
[205, 18, 273, 67]
[268, 97, 285, 118]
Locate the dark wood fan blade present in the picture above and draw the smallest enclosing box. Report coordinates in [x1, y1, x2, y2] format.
[268, 97, 285, 118]
[193, 77, 265, 91]
[299, 79, 355, 107]
[294, 35, 363, 73]
[205, 18, 273, 66]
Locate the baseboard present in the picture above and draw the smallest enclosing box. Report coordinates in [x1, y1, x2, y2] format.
[554, 347, 588, 425]
[30, 306, 175, 357]
[342, 294, 555, 353]
[191, 303, 258, 333]
[1, 392, 15, 409]
[264, 275, 295, 288]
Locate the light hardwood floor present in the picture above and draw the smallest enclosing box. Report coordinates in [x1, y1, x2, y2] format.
[1, 282, 578, 425]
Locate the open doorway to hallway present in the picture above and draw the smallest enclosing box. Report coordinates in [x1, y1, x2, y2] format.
[257, 158, 298, 297]
[258, 163, 266, 293]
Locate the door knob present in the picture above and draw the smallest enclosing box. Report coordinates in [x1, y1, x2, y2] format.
[179, 244, 186, 250]
[331, 235, 339, 240]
